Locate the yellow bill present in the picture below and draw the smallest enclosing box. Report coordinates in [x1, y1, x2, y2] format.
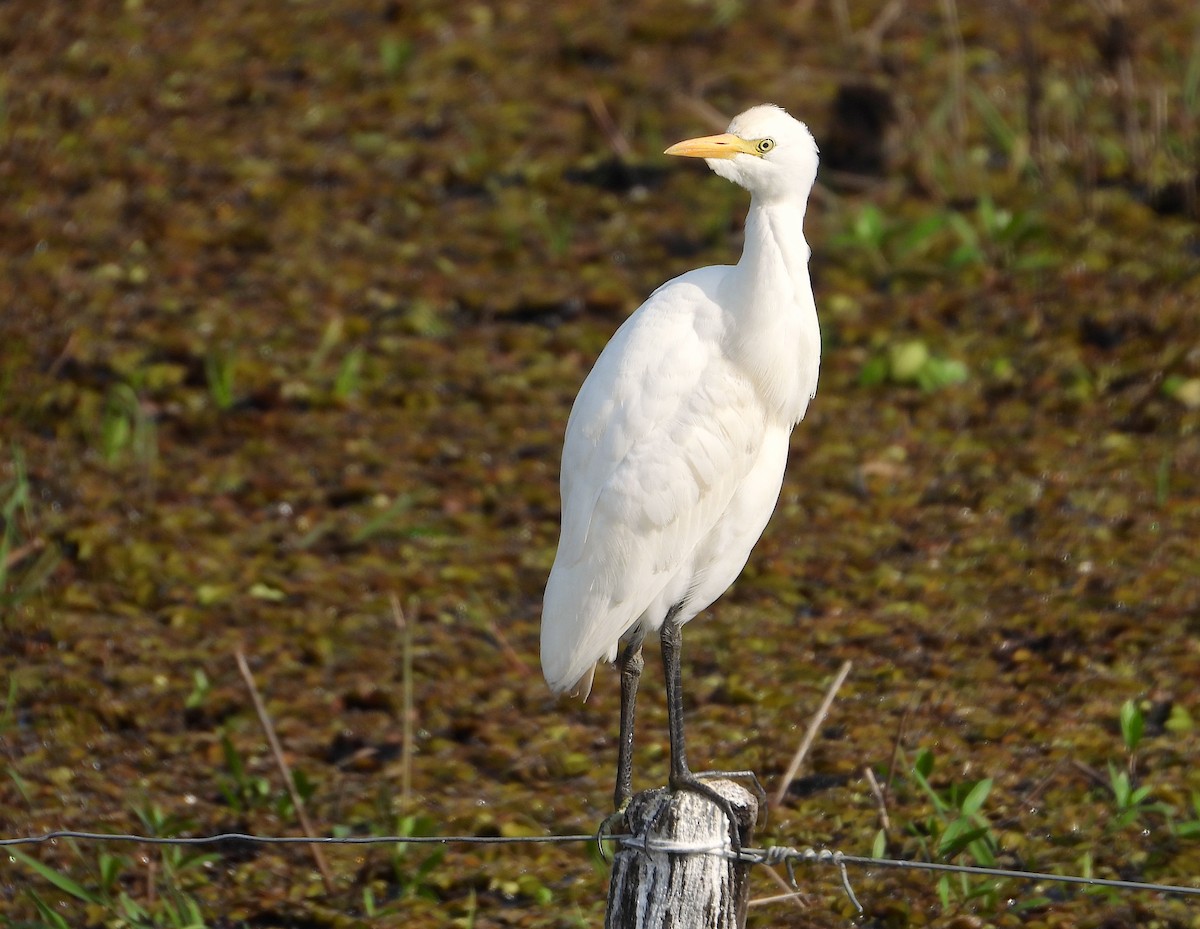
[664, 132, 760, 160]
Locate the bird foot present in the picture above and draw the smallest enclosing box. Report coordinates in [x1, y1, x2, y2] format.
[667, 770, 758, 855]
[595, 802, 631, 862]
[687, 769, 768, 828]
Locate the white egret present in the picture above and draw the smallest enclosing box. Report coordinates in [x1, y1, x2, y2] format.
[541, 105, 821, 821]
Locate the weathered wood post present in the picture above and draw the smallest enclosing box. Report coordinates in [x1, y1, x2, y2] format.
[605, 780, 758, 929]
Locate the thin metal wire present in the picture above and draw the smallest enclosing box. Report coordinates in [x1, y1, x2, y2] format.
[0, 831, 598, 848]
[756, 847, 863, 912]
[737, 845, 1200, 911]
[4, 829, 1199, 907]
[832, 851, 1200, 898]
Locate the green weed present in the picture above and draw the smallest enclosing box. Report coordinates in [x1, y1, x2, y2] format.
[379, 36, 414, 77]
[215, 731, 314, 818]
[831, 203, 950, 280]
[905, 748, 1002, 908]
[215, 732, 273, 813]
[350, 493, 416, 545]
[4, 807, 214, 929]
[530, 195, 574, 259]
[1176, 794, 1200, 839]
[859, 339, 969, 392]
[100, 383, 157, 470]
[7, 765, 33, 807]
[305, 318, 367, 402]
[184, 669, 211, 711]
[832, 196, 1049, 282]
[946, 196, 1049, 270]
[0, 446, 61, 613]
[1105, 760, 1172, 833]
[1119, 698, 1144, 756]
[349, 812, 446, 914]
[133, 804, 217, 927]
[307, 317, 345, 374]
[1160, 375, 1200, 409]
[203, 348, 237, 412]
[333, 346, 364, 401]
[1104, 700, 1196, 836]
[390, 814, 445, 899]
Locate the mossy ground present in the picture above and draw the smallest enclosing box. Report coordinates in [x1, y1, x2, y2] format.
[1, 2, 1199, 927]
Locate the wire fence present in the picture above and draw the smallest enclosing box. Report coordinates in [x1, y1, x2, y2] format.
[4, 827, 1199, 914]
[5, 655, 1196, 916]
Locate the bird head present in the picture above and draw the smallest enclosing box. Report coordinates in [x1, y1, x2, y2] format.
[665, 104, 819, 203]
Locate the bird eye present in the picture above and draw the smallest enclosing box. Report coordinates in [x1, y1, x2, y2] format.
[756, 138, 775, 154]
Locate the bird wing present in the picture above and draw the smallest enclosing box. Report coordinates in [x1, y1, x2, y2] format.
[541, 266, 767, 693]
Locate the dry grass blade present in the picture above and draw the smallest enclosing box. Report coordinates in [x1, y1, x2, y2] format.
[864, 765, 891, 833]
[750, 861, 810, 909]
[773, 661, 852, 808]
[585, 92, 634, 162]
[939, 0, 969, 192]
[884, 696, 918, 790]
[390, 593, 416, 810]
[3, 537, 44, 570]
[235, 648, 336, 894]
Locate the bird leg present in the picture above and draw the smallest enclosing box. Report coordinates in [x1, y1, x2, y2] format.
[613, 634, 645, 812]
[659, 607, 756, 848]
[595, 634, 646, 858]
[659, 605, 694, 782]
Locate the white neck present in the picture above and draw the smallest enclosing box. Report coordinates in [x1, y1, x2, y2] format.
[739, 197, 810, 278]
[718, 196, 821, 425]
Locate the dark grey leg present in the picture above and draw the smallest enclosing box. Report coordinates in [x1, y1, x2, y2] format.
[614, 635, 645, 811]
[660, 606, 762, 847]
[660, 608, 726, 802]
[659, 605, 694, 782]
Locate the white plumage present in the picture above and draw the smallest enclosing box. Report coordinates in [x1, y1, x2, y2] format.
[542, 105, 821, 695]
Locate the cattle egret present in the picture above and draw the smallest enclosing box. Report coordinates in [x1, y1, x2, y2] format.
[541, 105, 821, 824]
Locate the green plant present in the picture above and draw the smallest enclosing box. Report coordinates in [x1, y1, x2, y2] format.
[283, 767, 317, 819]
[831, 203, 950, 279]
[452, 888, 478, 929]
[133, 804, 217, 927]
[859, 339, 969, 392]
[1, 675, 17, 737]
[215, 732, 273, 813]
[307, 317, 345, 373]
[5, 808, 214, 929]
[390, 814, 445, 900]
[1, 446, 61, 612]
[1106, 760, 1174, 832]
[1119, 698, 1144, 756]
[833, 196, 1049, 282]
[203, 348, 237, 412]
[1175, 793, 1200, 839]
[214, 731, 314, 818]
[350, 493, 416, 545]
[379, 36, 414, 77]
[348, 812, 446, 914]
[184, 669, 211, 711]
[945, 196, 1048, 270]
[530, 195, 574, 259]
[7, 765, 33, 807]
[333, 347, 364, 401]
[1161, 375, 1200, 409]
[903, 748, 1003, 908]
[1105, 700, 1174, 833]
[100, 383, 157, 469]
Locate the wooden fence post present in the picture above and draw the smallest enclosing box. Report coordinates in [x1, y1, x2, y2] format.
[605, 780, 757, 929]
